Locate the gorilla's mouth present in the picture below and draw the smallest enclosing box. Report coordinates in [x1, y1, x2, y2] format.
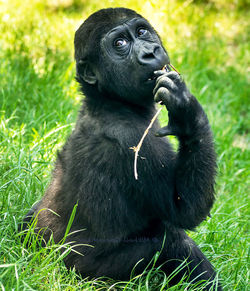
[147, 64, 169, 81]
[147, 74, 157, 81]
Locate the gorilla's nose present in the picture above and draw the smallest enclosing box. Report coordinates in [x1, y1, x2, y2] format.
[137, 43, 162, 65]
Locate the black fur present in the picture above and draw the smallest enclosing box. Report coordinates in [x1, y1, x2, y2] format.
[21, 8, 222, 290]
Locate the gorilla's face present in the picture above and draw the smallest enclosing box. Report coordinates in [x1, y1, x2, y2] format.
[97, 17, 169, 104]
[76, 13, 170, 106]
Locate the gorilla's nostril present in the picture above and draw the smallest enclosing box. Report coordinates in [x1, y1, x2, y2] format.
[154, 46, 160, 54]
[144, 53, 155, 59]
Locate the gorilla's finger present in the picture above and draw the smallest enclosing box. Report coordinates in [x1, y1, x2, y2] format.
[165, 71, 183, 85]
[154, 87, 177, 112]
[153, 70, 166, 78]
[153, 77, 178, 96]
[155, 126, 173, 137]
[154, 87, 170, 103]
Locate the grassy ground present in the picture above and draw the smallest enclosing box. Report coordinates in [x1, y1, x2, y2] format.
[0, 0, 249, 290]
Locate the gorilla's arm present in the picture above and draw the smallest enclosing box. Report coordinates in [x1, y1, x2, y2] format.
[172, 127, 216, 229]
[154, 71, 216, 230]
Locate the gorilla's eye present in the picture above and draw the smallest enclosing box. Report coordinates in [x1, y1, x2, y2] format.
[137, 28, 148, 36]
[114, 39, 127, 47]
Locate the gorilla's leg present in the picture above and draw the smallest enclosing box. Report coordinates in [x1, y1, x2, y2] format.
[63, 235, 163, 280]
[62, 227, 221, 290]
[160, 227, 222, 290]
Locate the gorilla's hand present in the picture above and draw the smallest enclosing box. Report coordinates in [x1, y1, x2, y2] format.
[153, 71, 208, 138]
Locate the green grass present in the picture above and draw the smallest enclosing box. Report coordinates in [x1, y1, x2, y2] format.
[0, 0, 249, 290]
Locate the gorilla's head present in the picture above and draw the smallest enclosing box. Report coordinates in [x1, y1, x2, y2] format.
[75, 8, 169, 105]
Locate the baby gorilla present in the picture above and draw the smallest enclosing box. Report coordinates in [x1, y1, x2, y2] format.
[22, 8, 222, 290]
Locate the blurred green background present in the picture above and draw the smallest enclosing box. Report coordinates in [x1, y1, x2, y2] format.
[0, 0, 249, 290]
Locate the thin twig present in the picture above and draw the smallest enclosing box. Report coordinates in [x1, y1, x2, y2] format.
[168, 63, 181, 75]
[131, 102, 163, 180]
[130, 63, 180, 180]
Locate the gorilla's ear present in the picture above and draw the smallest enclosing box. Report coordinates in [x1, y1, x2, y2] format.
[77, 60, 97, 85]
